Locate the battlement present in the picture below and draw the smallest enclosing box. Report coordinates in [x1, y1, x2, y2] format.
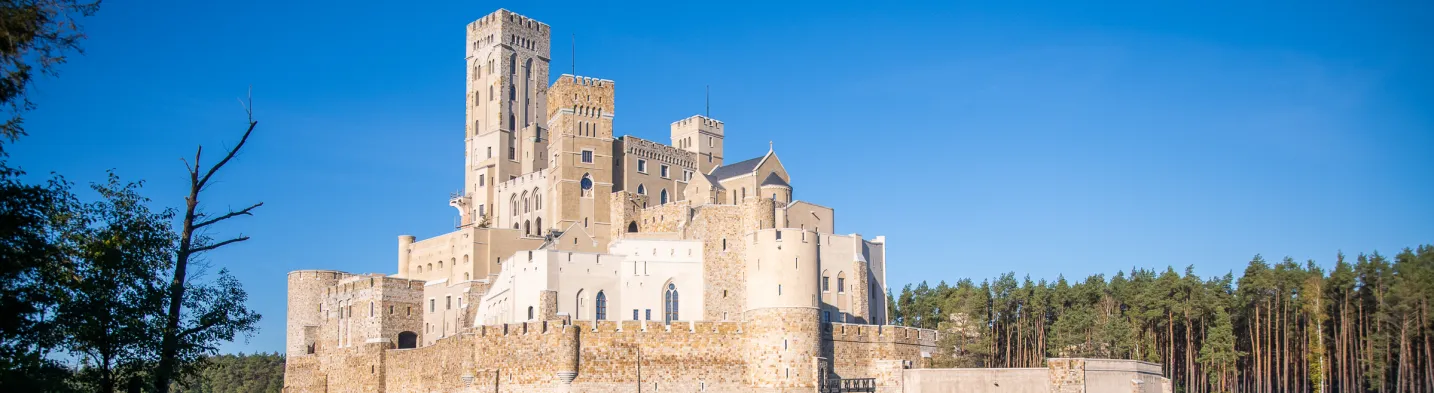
[823, 323, 938, 346]
[549, 74, 616, 119]
[467, 9, 550, 35]
[620, 135, 696, 170]
[555, 74, 613, 88]
[331, 274, 426, 294]
[671, 114, 725, 135]
[470, 319, 746, 337]
[494, 168, 547, 192]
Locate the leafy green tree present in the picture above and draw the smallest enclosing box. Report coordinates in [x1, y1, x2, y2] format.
[56, 174, 176, 393]
[0, 0, 100, 150]
[0, 165, 80, 392]
[171, 353, 285, 393]
[1199, 306, 1240, 392]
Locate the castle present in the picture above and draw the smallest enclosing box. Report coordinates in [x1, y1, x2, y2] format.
[284, 9, 1170, 393]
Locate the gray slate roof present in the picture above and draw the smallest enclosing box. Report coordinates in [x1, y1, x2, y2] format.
[708, 154, 766, 180]
[760, 173, 790, 188]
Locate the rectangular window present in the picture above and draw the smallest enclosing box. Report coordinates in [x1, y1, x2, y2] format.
[637, 159, 647, 173]
[660, 165, 670, 179]
[508, 146, 516, 160]
[708, 137, 713, 147]
[633, 309, 639, 321]
[429, 299, 435, 313]
[822, 277, 829, 292]
[838, 278, 845, 293]
[487, 147, 492, 158]
[823, 311, 830, 323]
[446, 296, 452, 310]
[684, 171, 693, 181]
[581, 150, 594, 163]
[369, 302, 374, 317]
[479, 174, 485, 186]
[645, 309, 652, 320]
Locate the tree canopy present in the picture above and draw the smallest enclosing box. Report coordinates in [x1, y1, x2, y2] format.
[894, 247, 1434, 393]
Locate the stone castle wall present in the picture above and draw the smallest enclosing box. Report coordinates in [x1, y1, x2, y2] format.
[286, 314, 936, 393]
[823, 323, 934, 382]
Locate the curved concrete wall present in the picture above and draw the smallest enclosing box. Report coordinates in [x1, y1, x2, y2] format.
[745, 228, 820, 311]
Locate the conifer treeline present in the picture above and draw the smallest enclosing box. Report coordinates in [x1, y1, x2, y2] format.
[887, 245, 1434, 393]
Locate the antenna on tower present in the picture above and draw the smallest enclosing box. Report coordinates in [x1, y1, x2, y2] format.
[571, 33, 576, 76]
[706, 85, 710, 118]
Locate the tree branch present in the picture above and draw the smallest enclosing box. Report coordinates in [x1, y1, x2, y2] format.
[195, 121, 255, 190]
[193, 202, 263, 230]
[188, 236, 250, 255]
[177, 318, 220, 340]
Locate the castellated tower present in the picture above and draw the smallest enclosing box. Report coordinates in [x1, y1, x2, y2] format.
[286, 270, 348, 356]
[672, 115, 724, 174]
[743, 227, 823, 390]
[458, 9, 551, 226]
[545, 74, 615, 247]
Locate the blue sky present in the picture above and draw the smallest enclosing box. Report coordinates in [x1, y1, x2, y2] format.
[8, 1, 1432, 354]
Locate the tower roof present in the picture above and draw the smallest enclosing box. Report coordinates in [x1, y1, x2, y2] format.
[708, 155, 764, 180]
[759, 173, 791, 188]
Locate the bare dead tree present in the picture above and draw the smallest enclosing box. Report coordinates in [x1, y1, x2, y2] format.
[152, 92, 263, 393]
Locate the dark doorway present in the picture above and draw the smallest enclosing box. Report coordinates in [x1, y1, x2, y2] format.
[396, 331, 418, 349]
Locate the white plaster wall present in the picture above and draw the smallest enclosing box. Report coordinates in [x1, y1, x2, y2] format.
[610, 239, 704, 322]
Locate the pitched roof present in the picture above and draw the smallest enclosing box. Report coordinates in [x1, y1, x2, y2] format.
[708, 155, 765, 180]
[701, 173, 725, 189]
[760, 172, 790, 188]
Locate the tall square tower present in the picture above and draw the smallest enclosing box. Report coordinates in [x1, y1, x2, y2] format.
[545, 74, 615, 247]
[671, 115, 724, 174]
[458, 9, 550, 227]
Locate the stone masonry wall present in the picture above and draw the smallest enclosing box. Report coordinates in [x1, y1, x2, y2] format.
[1049, 358, 1087, 393]
[384, 331, 475, 392]
[822, 323, 934, 382]
[687, 204, 747, 322]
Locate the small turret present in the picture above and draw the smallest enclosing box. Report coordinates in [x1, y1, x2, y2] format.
[671, 115, 724, 173]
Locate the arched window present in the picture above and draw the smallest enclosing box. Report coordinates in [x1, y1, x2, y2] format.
[576, 289, 586, 321]
[523, 220, 531, 236]
[464, 272, 470, 280]
[438, 261, 443, 269]
[396, 331, 418, 349]
[527, 306, 535, 320]
[660, 189, 669, 205]
[533, 188, 542, 209]
[627, 222, 638, 233]
[595, 291, 608, 320]
[663, 283, 679, 324]
[522, 191, 529, 212]
[837, 272, 847, 294]
[510, 195, 518, 216]
[822, 270, 830, 292]
[534, 217, 542, 235]
[524, 58, 533, 126]
[637, 184, 646, 195]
